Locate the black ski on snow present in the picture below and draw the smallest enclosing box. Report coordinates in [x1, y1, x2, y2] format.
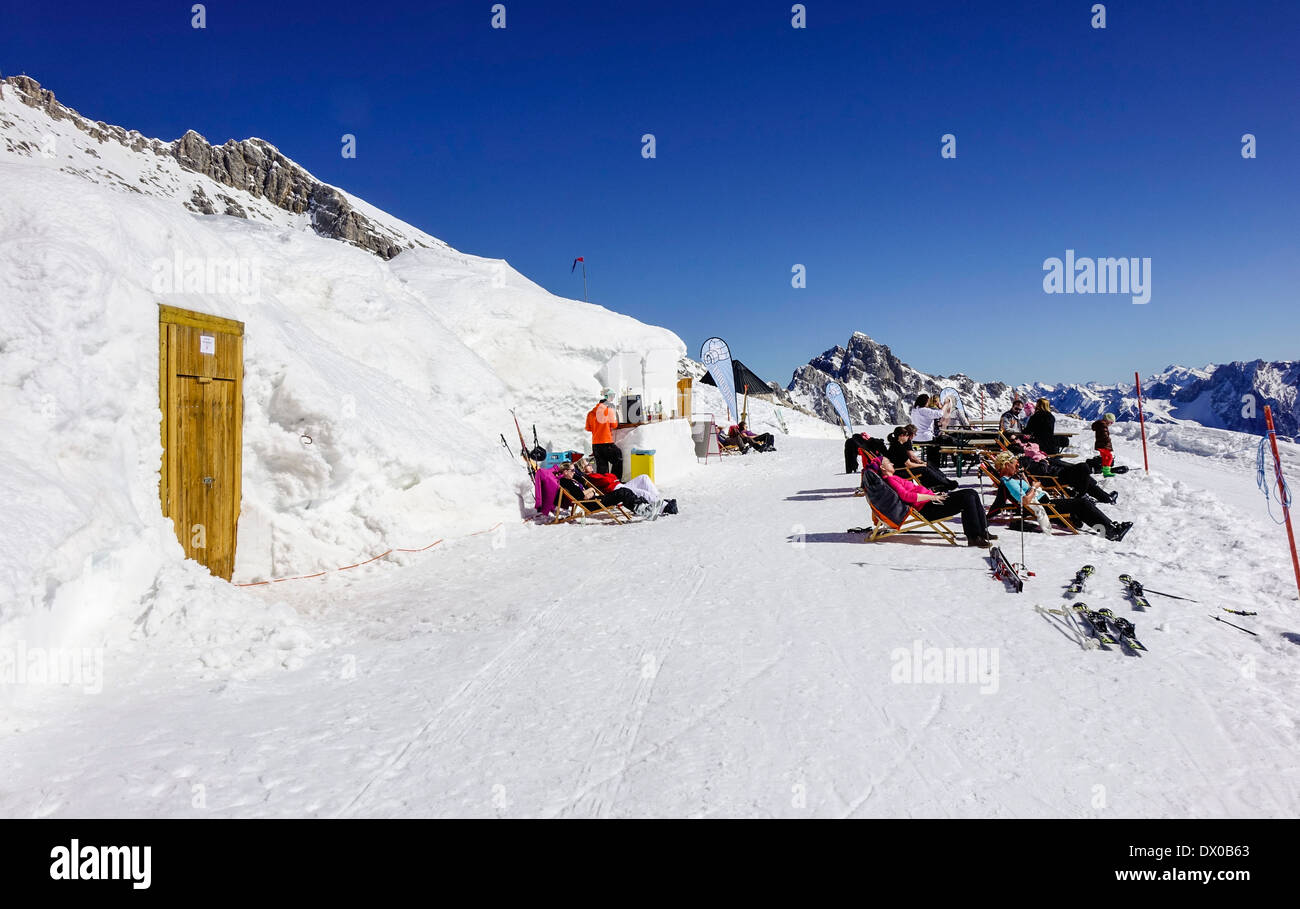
[990, 546, 1023, 592]
[1097, 608, 1147, 652]
[1118, 574, 1152, 610]
[1119, 573, 1196, 602]
[1066, 564, 1095, 595]
[1071, 603, 1115, 647]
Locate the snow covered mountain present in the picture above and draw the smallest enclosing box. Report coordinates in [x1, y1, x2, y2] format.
[0, 75, 440, 259]
[0, 76, 688, 668]
[786, 331, 1297, 440]
[1024, 361, 1298, 439]
[786, 332, 1017, 428]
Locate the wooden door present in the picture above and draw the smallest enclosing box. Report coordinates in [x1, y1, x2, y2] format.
[676, 377, 693, 421]
[159, 306, 244, 580]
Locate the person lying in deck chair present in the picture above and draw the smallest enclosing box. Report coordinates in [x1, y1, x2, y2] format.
[556, 461, 661, 519]
[570, 455, 677, 515]
[871, 456, 997, 548]
[1009, 435, 1118, 505]
[992, 453, 1132, 541]
[729, 421, 776, 453]
[714, 424, 742, 454]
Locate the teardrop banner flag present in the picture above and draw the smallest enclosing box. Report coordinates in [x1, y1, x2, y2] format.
[940, 386, 971, 428]
[824, 380, 852, 436]
[700, 337, 738, 423]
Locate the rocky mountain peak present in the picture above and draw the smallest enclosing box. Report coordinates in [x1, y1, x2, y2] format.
[1, 75, 437, 260]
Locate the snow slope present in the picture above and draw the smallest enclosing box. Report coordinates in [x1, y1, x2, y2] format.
[2, 423, 1296, 817]
[0, 83, 685, 679]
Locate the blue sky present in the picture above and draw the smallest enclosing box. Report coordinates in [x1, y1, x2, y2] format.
[5, 0, 1296, 386]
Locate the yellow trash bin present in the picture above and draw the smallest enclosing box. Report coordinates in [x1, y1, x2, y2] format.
[630, 448, 656, 483]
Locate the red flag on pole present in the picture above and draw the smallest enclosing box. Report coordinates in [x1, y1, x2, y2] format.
[571, 256, 584, 273]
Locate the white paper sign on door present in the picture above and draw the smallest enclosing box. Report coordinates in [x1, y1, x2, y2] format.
[200, 334, 215, 355]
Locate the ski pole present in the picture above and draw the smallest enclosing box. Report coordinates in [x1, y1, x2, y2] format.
[1142, 586, 1197, 603]
[1210, 615, 1257, 636]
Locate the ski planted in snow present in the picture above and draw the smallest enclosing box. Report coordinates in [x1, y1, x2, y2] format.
[1118, 574, 1152, 610]
[1071, 603, 1115, 647]
[1066, 564, 1095, 595]
[501, 433, 532, 477]
[510, 409, 537, 479]
[990, 546, 1023, 593]
[1097, 608, 1147, 652]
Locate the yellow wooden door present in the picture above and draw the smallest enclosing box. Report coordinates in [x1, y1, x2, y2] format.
[676, 377, 693, 420]
[175, 377, 239, 578]
[159, 306, 244, 580]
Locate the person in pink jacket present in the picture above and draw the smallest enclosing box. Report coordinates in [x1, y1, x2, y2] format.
[873, 457, 996, 548]
[533, 465, 562, 516]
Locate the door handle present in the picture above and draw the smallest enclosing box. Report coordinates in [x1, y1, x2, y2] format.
[202, 476, 214, 487]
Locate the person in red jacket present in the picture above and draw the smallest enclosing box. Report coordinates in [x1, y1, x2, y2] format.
[559, 460, 658, 518]
[1090, 413, 1118, 477]
[585, 388, 623, 478]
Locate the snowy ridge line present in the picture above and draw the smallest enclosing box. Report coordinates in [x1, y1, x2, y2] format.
[232, 522, 504, 587]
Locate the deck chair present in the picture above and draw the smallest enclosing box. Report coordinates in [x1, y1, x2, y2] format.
[978, 461, 1077, 534]
[716, 428, 744, 455]
[550, 484, 635, 524]
[978, 456, 1070, 500]
[860, 470, 959, 545]
[895, 462, 926, 481]
[853, 458, 919, 496]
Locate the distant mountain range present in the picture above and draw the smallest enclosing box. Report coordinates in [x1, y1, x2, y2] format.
[782, 332, 1297, 440]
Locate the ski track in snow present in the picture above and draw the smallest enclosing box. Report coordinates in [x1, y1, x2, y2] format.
[2, 432, 1299, 818]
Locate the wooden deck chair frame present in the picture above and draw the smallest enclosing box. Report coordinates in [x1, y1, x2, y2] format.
[550, 485, 634, 524]
[867, 501, 960, 545]
[716, 428, 744, 456]
[895, 463, 926, 481]
[978, 461, 1078, 534]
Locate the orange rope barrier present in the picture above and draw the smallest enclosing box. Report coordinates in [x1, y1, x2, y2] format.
[233, 522, 503, 587]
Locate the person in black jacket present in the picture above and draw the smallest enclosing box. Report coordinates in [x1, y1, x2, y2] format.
[843, 432, 869, 472]
[886, 425, 958, 491]
[1023, 398, 1058, 454]
[1009, 435, 1118, 504]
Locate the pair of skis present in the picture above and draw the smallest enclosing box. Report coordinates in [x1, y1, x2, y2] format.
[1066, 564, 1095, 596]
[501, 409, 541, 479]
[1119, 573, 1201, 607]
[1120, 573, 1261, 634]
[1049, 564, 1145, 652]
[1118, 573, 1154, 610]
[1070, 603, 1147, 652]
[990, 546, 1023, 592]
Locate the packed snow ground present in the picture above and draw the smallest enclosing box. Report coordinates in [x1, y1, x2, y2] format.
[3, 427, 1297, 818]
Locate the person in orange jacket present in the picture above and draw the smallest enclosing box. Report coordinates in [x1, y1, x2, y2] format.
[585, 388, 623, 478]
